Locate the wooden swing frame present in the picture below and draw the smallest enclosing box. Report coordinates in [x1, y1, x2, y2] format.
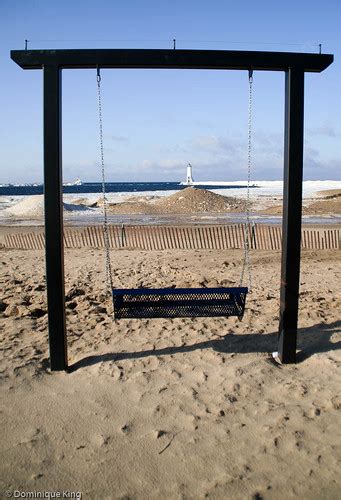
[11, 48, 333, 371]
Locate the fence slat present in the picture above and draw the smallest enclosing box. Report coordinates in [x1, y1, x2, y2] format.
[226, 225, 233, 248]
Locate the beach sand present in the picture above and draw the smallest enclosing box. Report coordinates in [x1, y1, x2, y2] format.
[259, 189, 341, 216]
[1, 246, 340, 499]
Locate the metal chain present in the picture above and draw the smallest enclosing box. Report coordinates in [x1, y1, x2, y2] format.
[240, 70, 253, 291]
[97, 68, 113, 291]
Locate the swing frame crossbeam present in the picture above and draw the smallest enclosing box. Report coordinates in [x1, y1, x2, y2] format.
[10, 48, 333, 371]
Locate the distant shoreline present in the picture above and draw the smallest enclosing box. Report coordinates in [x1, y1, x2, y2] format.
[1, 179, 340, 197]
[0, 181, 254, 197]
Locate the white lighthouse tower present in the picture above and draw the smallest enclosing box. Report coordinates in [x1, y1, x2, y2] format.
[185, 163, 194, 185]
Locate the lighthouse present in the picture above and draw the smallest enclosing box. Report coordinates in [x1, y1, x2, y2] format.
[185, 163, 194, 185]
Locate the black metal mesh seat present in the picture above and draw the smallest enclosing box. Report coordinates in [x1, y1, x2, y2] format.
[112, 287, 248, 319]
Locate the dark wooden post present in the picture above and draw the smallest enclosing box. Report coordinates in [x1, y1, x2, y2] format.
[43, 65, 67, 371]
[278, 67, 305, 363]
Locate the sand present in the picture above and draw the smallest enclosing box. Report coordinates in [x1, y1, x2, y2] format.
[1, 245, 340, 499]
[104, 187, 246, 215]
[260, 189, 341, 216]
[2, 194, 95, 218]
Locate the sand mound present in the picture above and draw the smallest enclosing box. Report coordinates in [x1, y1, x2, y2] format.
[316, 189, 341, 199]
[260, 190, 341, 216]
[3, 195, 45, 217]
[3, 195, 94, 218]
[107, 188, 245, 215]
[155, 187, 244, 213]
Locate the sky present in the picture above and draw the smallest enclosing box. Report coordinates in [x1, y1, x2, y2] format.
[0, 0, 340, 183]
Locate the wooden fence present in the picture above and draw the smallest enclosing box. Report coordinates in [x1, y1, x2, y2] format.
[3, 224, 340, 251]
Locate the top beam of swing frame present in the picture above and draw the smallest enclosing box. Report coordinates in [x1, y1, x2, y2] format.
[11, 48, 333, 71]
[10, 48, 334, 371]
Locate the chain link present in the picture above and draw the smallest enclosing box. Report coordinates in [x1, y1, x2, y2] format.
[240, 70, 253, 291]
[97, 68, 114, 292]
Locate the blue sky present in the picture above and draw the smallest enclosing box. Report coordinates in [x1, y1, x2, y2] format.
[0, 0, 340, 183]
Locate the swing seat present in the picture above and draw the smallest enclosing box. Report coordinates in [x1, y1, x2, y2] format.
[112, 287, 248, 320]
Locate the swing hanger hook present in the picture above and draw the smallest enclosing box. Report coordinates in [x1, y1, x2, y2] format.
[248, 68, 253, 84]
[97, 66, 101, 83]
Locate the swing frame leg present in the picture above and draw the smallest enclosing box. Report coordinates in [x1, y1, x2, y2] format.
[43, 65, 68, 372]
[278, 68, 305, 364]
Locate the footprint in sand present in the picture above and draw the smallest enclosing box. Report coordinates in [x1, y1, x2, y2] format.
[153, 404, 167, 417]
[153, 430, 176, 454]
[96, 360, 119, 378]
[91, 434, 111, 447]
[120, 422, 133, 434]
[19, 427, 41, 447]
[31, 473, 44, 481]
[331, 395, 341, 410]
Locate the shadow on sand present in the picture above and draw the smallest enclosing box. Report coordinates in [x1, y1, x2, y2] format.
[69, 320, 341, 372]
